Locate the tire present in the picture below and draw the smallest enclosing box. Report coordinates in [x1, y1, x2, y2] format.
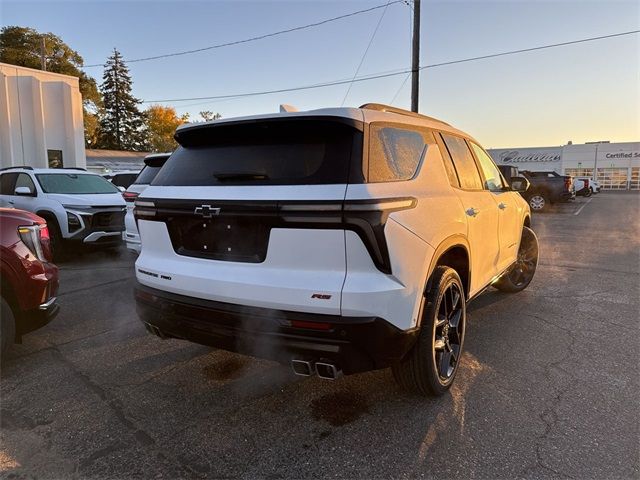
[493, 226, 539, 293]
[393, 266, 466, 396]
[528, 192, 548, 212]
[584, 187, 593, 197]
[1, 297, 16, 358]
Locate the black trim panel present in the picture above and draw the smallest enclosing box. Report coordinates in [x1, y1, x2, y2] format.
[136, 198, 416, 274]
[135, 284, 418, 375]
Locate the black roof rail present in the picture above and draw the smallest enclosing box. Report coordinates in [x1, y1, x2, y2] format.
[0, 165, 34, 172]
[62, 167, 87, 171]
[359, 103, 452, 127]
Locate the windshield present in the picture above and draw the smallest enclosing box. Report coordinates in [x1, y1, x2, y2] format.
[134, 166, 162, 185]
[36, 173, 121, 194]
[153, 119, 363, 186]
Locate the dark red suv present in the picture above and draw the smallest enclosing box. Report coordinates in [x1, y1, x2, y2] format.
[0, 208, 59, 355]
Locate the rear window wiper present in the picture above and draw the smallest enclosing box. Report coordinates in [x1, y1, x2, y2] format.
[213, 173, 269, 181]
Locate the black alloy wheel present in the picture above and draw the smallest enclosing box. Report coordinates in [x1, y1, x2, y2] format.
[393, 266, 466, 396]
[494, 226, 539, 293]
[433, 281, 464, 382]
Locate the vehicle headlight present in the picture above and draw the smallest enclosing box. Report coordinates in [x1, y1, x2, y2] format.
[67, 212, 82, 232]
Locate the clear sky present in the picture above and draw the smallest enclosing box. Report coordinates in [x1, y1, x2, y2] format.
[2, 0, 639, 147]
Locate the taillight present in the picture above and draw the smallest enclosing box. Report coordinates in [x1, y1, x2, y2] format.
[565, 178, 572, 190]
[17, 224, 52, 262]
[123, 191, 139, 203]
[134, 200, 156, 219]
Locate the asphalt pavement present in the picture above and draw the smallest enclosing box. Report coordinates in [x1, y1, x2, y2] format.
[1, 193, 639, 479]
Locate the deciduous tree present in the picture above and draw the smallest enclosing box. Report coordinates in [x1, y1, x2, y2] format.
[146, 105, 189, 152]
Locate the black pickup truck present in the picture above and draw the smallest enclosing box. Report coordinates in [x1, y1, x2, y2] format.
[498, 166, 575, 212]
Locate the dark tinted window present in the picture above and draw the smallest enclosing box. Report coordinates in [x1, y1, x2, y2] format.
[441, 134, 483, 190]
[134, 166, 162, 185]
[154, 120, 362, 186]
[112, 173, 138, 188]
[47, 150, 63, 168]
[369, 126, 428, 182]
[15, 173, 37, 194]
[0, 173, 18, 195]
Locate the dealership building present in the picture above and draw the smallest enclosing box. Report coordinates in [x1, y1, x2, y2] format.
[488, 141, 640, 190]
[0, 63, 86, 169]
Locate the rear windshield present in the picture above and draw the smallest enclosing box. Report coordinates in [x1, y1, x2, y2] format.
[36, 174, 120, 194]
[152, 119, 362, 186]
[134, 166, 162, 185]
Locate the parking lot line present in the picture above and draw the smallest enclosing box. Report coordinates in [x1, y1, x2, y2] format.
[573, 198, 593, 216]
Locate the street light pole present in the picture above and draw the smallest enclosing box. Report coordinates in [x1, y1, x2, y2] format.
[410, 0, 421, 113]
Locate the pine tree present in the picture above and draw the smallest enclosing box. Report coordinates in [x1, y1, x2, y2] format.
[97, 49, 147, 151]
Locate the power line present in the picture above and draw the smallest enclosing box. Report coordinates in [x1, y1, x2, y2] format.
[141, 29, 640, 104]
[83, 1, 404, 68]
[340, 0, 392, 106]
[389, 72, 411, 105]
[419, 29, 640, 69]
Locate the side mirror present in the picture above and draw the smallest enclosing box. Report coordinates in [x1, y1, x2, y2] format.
[15, 186, 35, 196]
[510, 176, 530, 193]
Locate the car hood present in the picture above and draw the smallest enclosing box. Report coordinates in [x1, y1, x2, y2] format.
[47, 193, 125, 207]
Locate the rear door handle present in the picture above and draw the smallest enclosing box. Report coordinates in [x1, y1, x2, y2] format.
[498, 203, 507, 210]
[466, 208, 479, 217]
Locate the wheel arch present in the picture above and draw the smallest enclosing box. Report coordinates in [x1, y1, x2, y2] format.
[424, 235, 471, 299]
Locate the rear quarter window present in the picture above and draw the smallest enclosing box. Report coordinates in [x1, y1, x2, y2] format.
[368, 125, 431, 182]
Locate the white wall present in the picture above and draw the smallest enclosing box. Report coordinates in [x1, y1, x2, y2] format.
[0, 63, 86, 169]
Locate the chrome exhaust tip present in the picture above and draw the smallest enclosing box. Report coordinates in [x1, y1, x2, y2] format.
[291, 359, 315, 376]
[145, 323, 167, 339]
[316, 362, 342, 380]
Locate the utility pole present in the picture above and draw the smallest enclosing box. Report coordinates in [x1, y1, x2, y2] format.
[40, 37, 46, 71]
[410, 0, 421, 113]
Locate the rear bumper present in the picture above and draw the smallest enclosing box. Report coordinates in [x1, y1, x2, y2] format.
[135, 283, 418, 375]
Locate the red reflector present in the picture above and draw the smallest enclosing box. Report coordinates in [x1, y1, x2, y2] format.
[123, 191, 139, 202]
[290, 320, 332, 331]
[40, 225, 50, 240]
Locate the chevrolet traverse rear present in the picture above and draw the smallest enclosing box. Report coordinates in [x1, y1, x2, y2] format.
[134, 104, 538, 396]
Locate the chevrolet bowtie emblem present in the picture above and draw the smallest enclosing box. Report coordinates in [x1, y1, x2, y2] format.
[194, 205, 221, 218]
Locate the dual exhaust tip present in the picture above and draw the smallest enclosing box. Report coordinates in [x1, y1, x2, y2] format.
[291, 359, 342, 380]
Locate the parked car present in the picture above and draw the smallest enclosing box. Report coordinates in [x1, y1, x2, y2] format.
[133, 103, 538, 397]
[519, 170, 575, 212]
[105, 170, 141, 190]
[123, 154, 171, 253]
[0, 208, 59, 355]
[574, 176, 600, 196]
[0, 167, 126, 257]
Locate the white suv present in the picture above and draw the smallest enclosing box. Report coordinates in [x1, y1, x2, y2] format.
[123, 153, 171, 253]
[0, 167, 126, 256]
[134, 104, 538, 396]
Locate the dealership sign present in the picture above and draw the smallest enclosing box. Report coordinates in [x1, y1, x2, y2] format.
[499, 150, 561, 163]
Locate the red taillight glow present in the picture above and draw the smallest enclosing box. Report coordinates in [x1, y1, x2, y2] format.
[290, 320, 332, 331]
[123, 191, 139, 202]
